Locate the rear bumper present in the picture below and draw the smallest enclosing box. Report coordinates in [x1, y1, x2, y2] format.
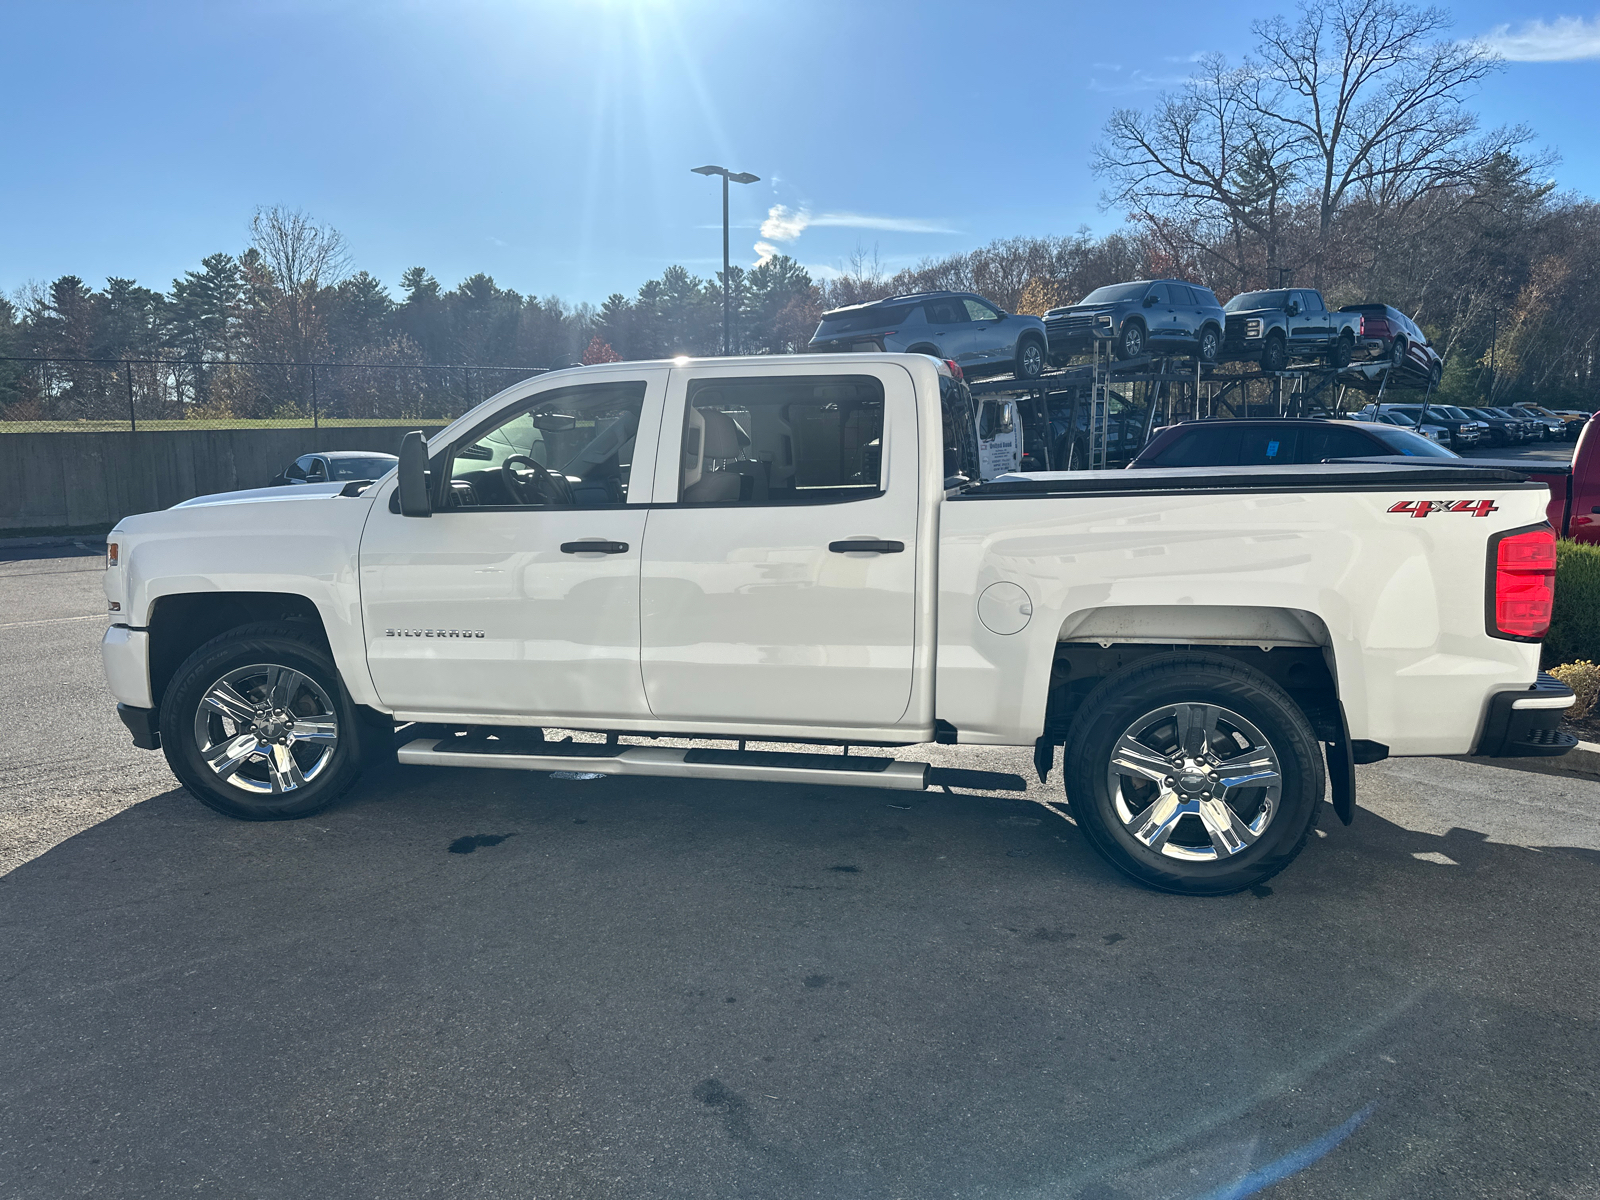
[1474, 673, 1578, 757]
[116, 703, 161, 750]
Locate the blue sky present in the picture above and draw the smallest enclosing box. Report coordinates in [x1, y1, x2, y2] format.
[3, 0, 1597, 305]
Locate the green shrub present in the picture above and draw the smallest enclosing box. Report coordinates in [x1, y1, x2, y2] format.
[1549, 660, 1599, 720]
[1544, 540, 1600, 668]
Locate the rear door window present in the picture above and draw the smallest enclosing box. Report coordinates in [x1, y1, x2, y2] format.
[1239, 427, 1299, 464]
[680, 374, 887, 504]
[1151, 424, 1243, 466]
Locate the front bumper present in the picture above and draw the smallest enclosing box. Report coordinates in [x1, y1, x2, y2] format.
[117, 703, 161, 750]
[101, 624, 153, 708]
[1474, 673, 1578, 757]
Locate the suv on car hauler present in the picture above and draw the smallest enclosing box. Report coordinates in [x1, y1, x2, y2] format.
[1045, 279, 1226, 364]
[102, 354, 1575, 896]
[808, 291, 1048, 380]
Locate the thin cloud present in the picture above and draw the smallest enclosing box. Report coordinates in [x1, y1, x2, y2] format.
[760, 204, 811, 241]
[753, 203, 958, 261]
[1088, 69, 1195, 93]
[1477, 15, 1600, 60]
[753, 241, 780, 266]
[809, 212, 958, 234]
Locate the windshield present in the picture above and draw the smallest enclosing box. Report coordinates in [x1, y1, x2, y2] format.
[1224, 290, 1292, 311]
[326, 456, 396, 480]
[1380, 411, 1417, 426]
[1080, 283, 1151, 305]
[1365, 424, 1459, 457]
[1440, 407, 1474, 421]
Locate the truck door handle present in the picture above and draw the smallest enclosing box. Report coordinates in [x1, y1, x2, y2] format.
[829, 539, 905, 554]
[560, 540, 629, 554]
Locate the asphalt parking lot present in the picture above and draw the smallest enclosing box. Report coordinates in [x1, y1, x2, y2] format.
[2, 539, 1598, 1200]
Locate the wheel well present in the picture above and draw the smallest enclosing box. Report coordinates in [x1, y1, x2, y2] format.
[906, 343, 941, 357]
[1040, 643, 1341, 745]
[148, 592, 328, 710]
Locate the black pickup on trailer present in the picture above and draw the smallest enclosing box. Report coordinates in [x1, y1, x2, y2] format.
[1223, 289, 1364, 373]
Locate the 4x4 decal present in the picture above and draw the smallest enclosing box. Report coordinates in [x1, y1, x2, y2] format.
[1388, 499, 1499, 518]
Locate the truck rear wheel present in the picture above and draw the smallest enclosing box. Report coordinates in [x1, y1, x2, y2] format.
[159, 622, 368, 821]
[1330, 332, 1354, 369]
[1062, 653, 1324, 896]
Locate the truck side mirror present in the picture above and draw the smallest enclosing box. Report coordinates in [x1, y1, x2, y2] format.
[397, 430, 432, 518]
[1143, 295, 1158, 307]
[1287, 302, 1301, 316]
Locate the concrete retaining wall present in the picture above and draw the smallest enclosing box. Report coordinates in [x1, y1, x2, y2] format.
[0, 426, 446, 533]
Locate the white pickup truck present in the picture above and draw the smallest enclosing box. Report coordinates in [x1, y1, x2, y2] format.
[101, 355, 1576, 895]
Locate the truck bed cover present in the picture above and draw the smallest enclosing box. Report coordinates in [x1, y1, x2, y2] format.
[972, 461, 1541, 498]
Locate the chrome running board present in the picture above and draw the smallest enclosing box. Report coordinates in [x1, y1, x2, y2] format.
[397, 738, 934, 791]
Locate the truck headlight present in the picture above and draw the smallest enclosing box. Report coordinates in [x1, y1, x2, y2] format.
[1246, 318, 1263, 339]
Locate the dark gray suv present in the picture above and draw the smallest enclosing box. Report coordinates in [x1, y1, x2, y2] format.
[1045, 279, 1227, 364]
[808, 291, 1049, 379]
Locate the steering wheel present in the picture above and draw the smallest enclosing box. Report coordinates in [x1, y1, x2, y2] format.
[502, 455, 575, 506]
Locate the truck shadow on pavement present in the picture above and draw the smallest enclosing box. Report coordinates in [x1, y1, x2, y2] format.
[1, 766, 1596, 1200]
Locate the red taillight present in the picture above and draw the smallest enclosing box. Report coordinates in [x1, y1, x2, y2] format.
[1491, 527, 1557, 639]
[1358, 315, 1366, 337]
[943, 358, 964, 381]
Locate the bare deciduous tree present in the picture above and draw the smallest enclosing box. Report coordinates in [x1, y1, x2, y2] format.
[249, 205, 350, 365]
[1097, 0, 1534, 289]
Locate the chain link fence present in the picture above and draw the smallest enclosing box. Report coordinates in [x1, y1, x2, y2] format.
[0, 357, 548, 432]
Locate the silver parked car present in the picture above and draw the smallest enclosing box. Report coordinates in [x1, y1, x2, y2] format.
[808, 290, 1049, 380]
[269, 450, 398, 487]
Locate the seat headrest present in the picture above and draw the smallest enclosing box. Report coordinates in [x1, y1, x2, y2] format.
[698, 408, 744, 459]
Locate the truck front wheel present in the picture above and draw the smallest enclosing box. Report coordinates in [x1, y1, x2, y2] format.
[1062, 653, 1325, 896]
[159, 622, 368, 821]
[1260, 332, 1288, 373]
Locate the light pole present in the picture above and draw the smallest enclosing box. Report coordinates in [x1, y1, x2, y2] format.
[692, 164, 760, 355]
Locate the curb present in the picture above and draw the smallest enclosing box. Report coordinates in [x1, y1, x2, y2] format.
[1455, 740, 1600, 782]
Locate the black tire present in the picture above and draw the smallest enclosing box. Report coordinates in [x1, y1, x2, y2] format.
[1115, 321, 1146, 361]
[1062, 652, 1325, 896]
[159, 621, 369, 821]
[1015, 336, 1046, 379]
[1427, 361, 1441, 391]
[1260, 332, 1288, 374]
[1390, 338, 1408, 375]
[1330, 332, 1354, 369]
[1197, 325, 1221, 364]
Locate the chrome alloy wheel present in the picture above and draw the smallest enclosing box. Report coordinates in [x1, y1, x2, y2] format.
[1106, 703, 1282, 861]
[1019, 340, 1044, 376]
[192, 664, 340, 794]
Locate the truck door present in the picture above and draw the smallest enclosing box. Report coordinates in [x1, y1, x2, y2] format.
[960, 296, 1005, 368]
[1291, 290, 1328, 346]
[638, 362, 920, 727]
[358, 369, 666, 720]
[921, 297, 966, 364]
